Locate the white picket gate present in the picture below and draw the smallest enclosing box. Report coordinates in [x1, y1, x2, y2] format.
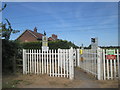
[77, 48, 99, 79]
[23, 48, 74, 80]
[102, 49, 120, 80]
[77, 48, 120, 80]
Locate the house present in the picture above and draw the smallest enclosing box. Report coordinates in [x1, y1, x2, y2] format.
[16, 27, 58, 42]
[48, 34, 58, 41]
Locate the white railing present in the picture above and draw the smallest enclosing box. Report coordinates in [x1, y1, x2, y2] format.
[23, 48, 74, 80]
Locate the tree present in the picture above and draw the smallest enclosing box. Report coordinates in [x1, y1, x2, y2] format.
[1, 18, 20, 40]
[1, 3, 20, 73]
[0, 4, 7, 12]
[0, 4, 20, 40]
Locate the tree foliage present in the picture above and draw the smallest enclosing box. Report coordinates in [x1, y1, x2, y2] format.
[0, 4, 20, 40]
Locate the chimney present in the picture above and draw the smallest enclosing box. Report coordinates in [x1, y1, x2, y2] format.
[34, 27, 37, 32]
[52, 34, 57, 40]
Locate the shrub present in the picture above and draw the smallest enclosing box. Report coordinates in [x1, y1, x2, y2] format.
[2, 39, 21, 73]
[21, 40, 78, 49]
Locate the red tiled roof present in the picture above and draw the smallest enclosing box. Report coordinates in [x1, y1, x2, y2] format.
[28, 30, 44, 39]
[48, 37, 54, 41]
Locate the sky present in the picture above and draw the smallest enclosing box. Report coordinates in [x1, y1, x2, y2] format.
[2, 2, 118, 47]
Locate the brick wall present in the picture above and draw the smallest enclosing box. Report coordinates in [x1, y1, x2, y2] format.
[17, 31, 38, 42]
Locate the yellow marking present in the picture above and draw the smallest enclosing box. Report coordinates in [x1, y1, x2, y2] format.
[80, 49, 83, 54]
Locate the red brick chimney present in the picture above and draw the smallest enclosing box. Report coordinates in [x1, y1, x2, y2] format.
[52, 34, 57, 40]
[34, 27, 37, 32]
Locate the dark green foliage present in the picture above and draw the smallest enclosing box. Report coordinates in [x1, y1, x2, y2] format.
[100, 46, 120, 49]
[21, 40, 78, 49]
[2, 39, 21, 73]
[21, 41, 42, 49]
[48, 40, 78, 49]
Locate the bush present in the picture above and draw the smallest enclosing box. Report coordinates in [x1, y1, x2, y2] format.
[2, 39, 21, 73]
[21, 40, 78, 49]
[48, 40, 78, 49]
[21, 41, 42, 49]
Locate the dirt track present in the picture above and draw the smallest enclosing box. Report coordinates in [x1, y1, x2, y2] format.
[2, 68, 118, 88]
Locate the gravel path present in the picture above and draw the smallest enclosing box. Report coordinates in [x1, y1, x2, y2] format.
[74, 67, 118, 88]
[74, 68, 100, 88]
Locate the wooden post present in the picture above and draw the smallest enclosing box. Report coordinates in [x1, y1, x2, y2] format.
[23, 49, 26, 74]
[103, 49, 106, 80]
[97, 47, 102, 80]
[58, 49, 60, 77]
[117, 49, 120, 85]
[69, 47, 74, 80]
[77, 49, 80, 67]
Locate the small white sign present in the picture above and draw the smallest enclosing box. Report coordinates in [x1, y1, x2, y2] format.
[42, 46, 49, 51]
[42, 35, 49, 51]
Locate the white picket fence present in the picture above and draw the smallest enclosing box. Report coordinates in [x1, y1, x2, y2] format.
[77, 48, 120, 80]
[102, 49, 119, 80]
[23, 47, 119, 80]
[23, 48, 74, 80]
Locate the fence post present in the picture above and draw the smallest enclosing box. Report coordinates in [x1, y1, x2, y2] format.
[77, 49, 80, 67]
[97, 47, 102, 80]
[23, 49, 26, 74]
[69, 47, 74, 80]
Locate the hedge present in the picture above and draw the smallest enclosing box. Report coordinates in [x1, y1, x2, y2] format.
[21, 40, 79, 49]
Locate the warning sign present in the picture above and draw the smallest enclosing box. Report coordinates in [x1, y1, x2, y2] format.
[106, 55, 116, 60]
